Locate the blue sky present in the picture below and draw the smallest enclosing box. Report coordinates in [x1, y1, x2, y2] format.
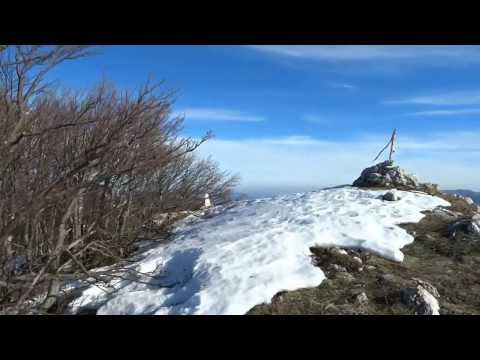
[47, 45, 480, 194]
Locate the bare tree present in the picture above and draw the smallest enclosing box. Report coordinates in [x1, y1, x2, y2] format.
[0, 45, 239, 314]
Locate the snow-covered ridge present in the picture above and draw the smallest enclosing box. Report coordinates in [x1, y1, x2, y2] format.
[69, 187, 449, 315]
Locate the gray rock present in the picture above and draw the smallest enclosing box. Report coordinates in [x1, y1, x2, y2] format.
[331, 248, 348, 256]
[401, 284, 440, 315]
[353, 161, 439, 195]
[448, 217, 480, 238]
[353, 160, 419, 189]
[382, 191, 400, 201]
[412, 278, 440, 298]
[329, 264, 347, 273]
[352, 256, 363, 265]
[453, 194, 477, 207]
[271, 290, 288, 303]
[310, 246, 363, 272]
[431, 207, 460, 222]
[355, 292, 369, 306]
[368, 172, 384, 185]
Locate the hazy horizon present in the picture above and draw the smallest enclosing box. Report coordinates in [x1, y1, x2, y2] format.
[236, 183, 480, 199]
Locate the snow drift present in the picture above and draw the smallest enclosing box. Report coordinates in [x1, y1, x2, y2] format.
[68, 187, 449, 315]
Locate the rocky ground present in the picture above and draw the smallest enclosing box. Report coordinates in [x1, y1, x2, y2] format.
[248, 163, 480, 315]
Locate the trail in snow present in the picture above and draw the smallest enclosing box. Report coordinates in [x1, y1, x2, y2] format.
[68, 187, 449, 315]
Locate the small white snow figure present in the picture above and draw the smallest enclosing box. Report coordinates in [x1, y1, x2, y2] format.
[204, 193, 212, 208]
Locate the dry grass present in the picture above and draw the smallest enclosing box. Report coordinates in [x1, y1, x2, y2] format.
[248, 192, 480, 315]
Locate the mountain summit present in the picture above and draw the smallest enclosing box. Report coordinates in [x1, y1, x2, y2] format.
[44, 162, 480, 315]
[353, 160, 438, 195]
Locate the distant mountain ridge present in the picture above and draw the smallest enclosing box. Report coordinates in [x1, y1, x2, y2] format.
[236, 188, 480, 203]
[444, 189, 480, 205]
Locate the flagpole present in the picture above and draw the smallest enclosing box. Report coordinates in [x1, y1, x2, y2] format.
[373, 129, 397, 162]
[389, 129, 397, 161]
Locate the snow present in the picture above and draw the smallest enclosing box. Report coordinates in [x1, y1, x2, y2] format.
[68, 186, 449, 315]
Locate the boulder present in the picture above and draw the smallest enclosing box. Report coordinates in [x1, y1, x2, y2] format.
[382, 191, 400, 201]
[353, 161, 440, 195]
[351, 256, 363, 265]
[431, 207, 461, 222]
[412, 278, 440, 299]
[401, 283, 440, 315]
[353, 160, 419, 189]
[448, 216, 480, 238]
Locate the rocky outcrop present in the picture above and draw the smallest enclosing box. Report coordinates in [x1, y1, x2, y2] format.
[401, 280, 440, 315]
[249, 242, 449, 315]
[448, 214, 480, 239]
[448, 192, 476, 204]
[310, 246, 365, 274]
[353, 160, 439, 194]
[353, 160, 418, 188]
[430, 207, 462, 222]
[250, 167, 480, 316]
[311, 245, 443, 315]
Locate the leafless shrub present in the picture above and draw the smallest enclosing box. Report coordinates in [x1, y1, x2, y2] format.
[0, 46, 239, 314]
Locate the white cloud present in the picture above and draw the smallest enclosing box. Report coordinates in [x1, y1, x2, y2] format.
[262, 136, 326, 146]
[175, 108, 265, 122]
[196, 132, 480, 193]
[327, 82, 356, 90]
[406, 108, 480, 116]
[247, 45, 480, 64]
[385, 91, 480, 106]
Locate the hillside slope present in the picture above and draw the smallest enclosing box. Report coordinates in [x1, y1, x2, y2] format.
[67, 187, 448, 315]
[249, 191, 480, 315]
